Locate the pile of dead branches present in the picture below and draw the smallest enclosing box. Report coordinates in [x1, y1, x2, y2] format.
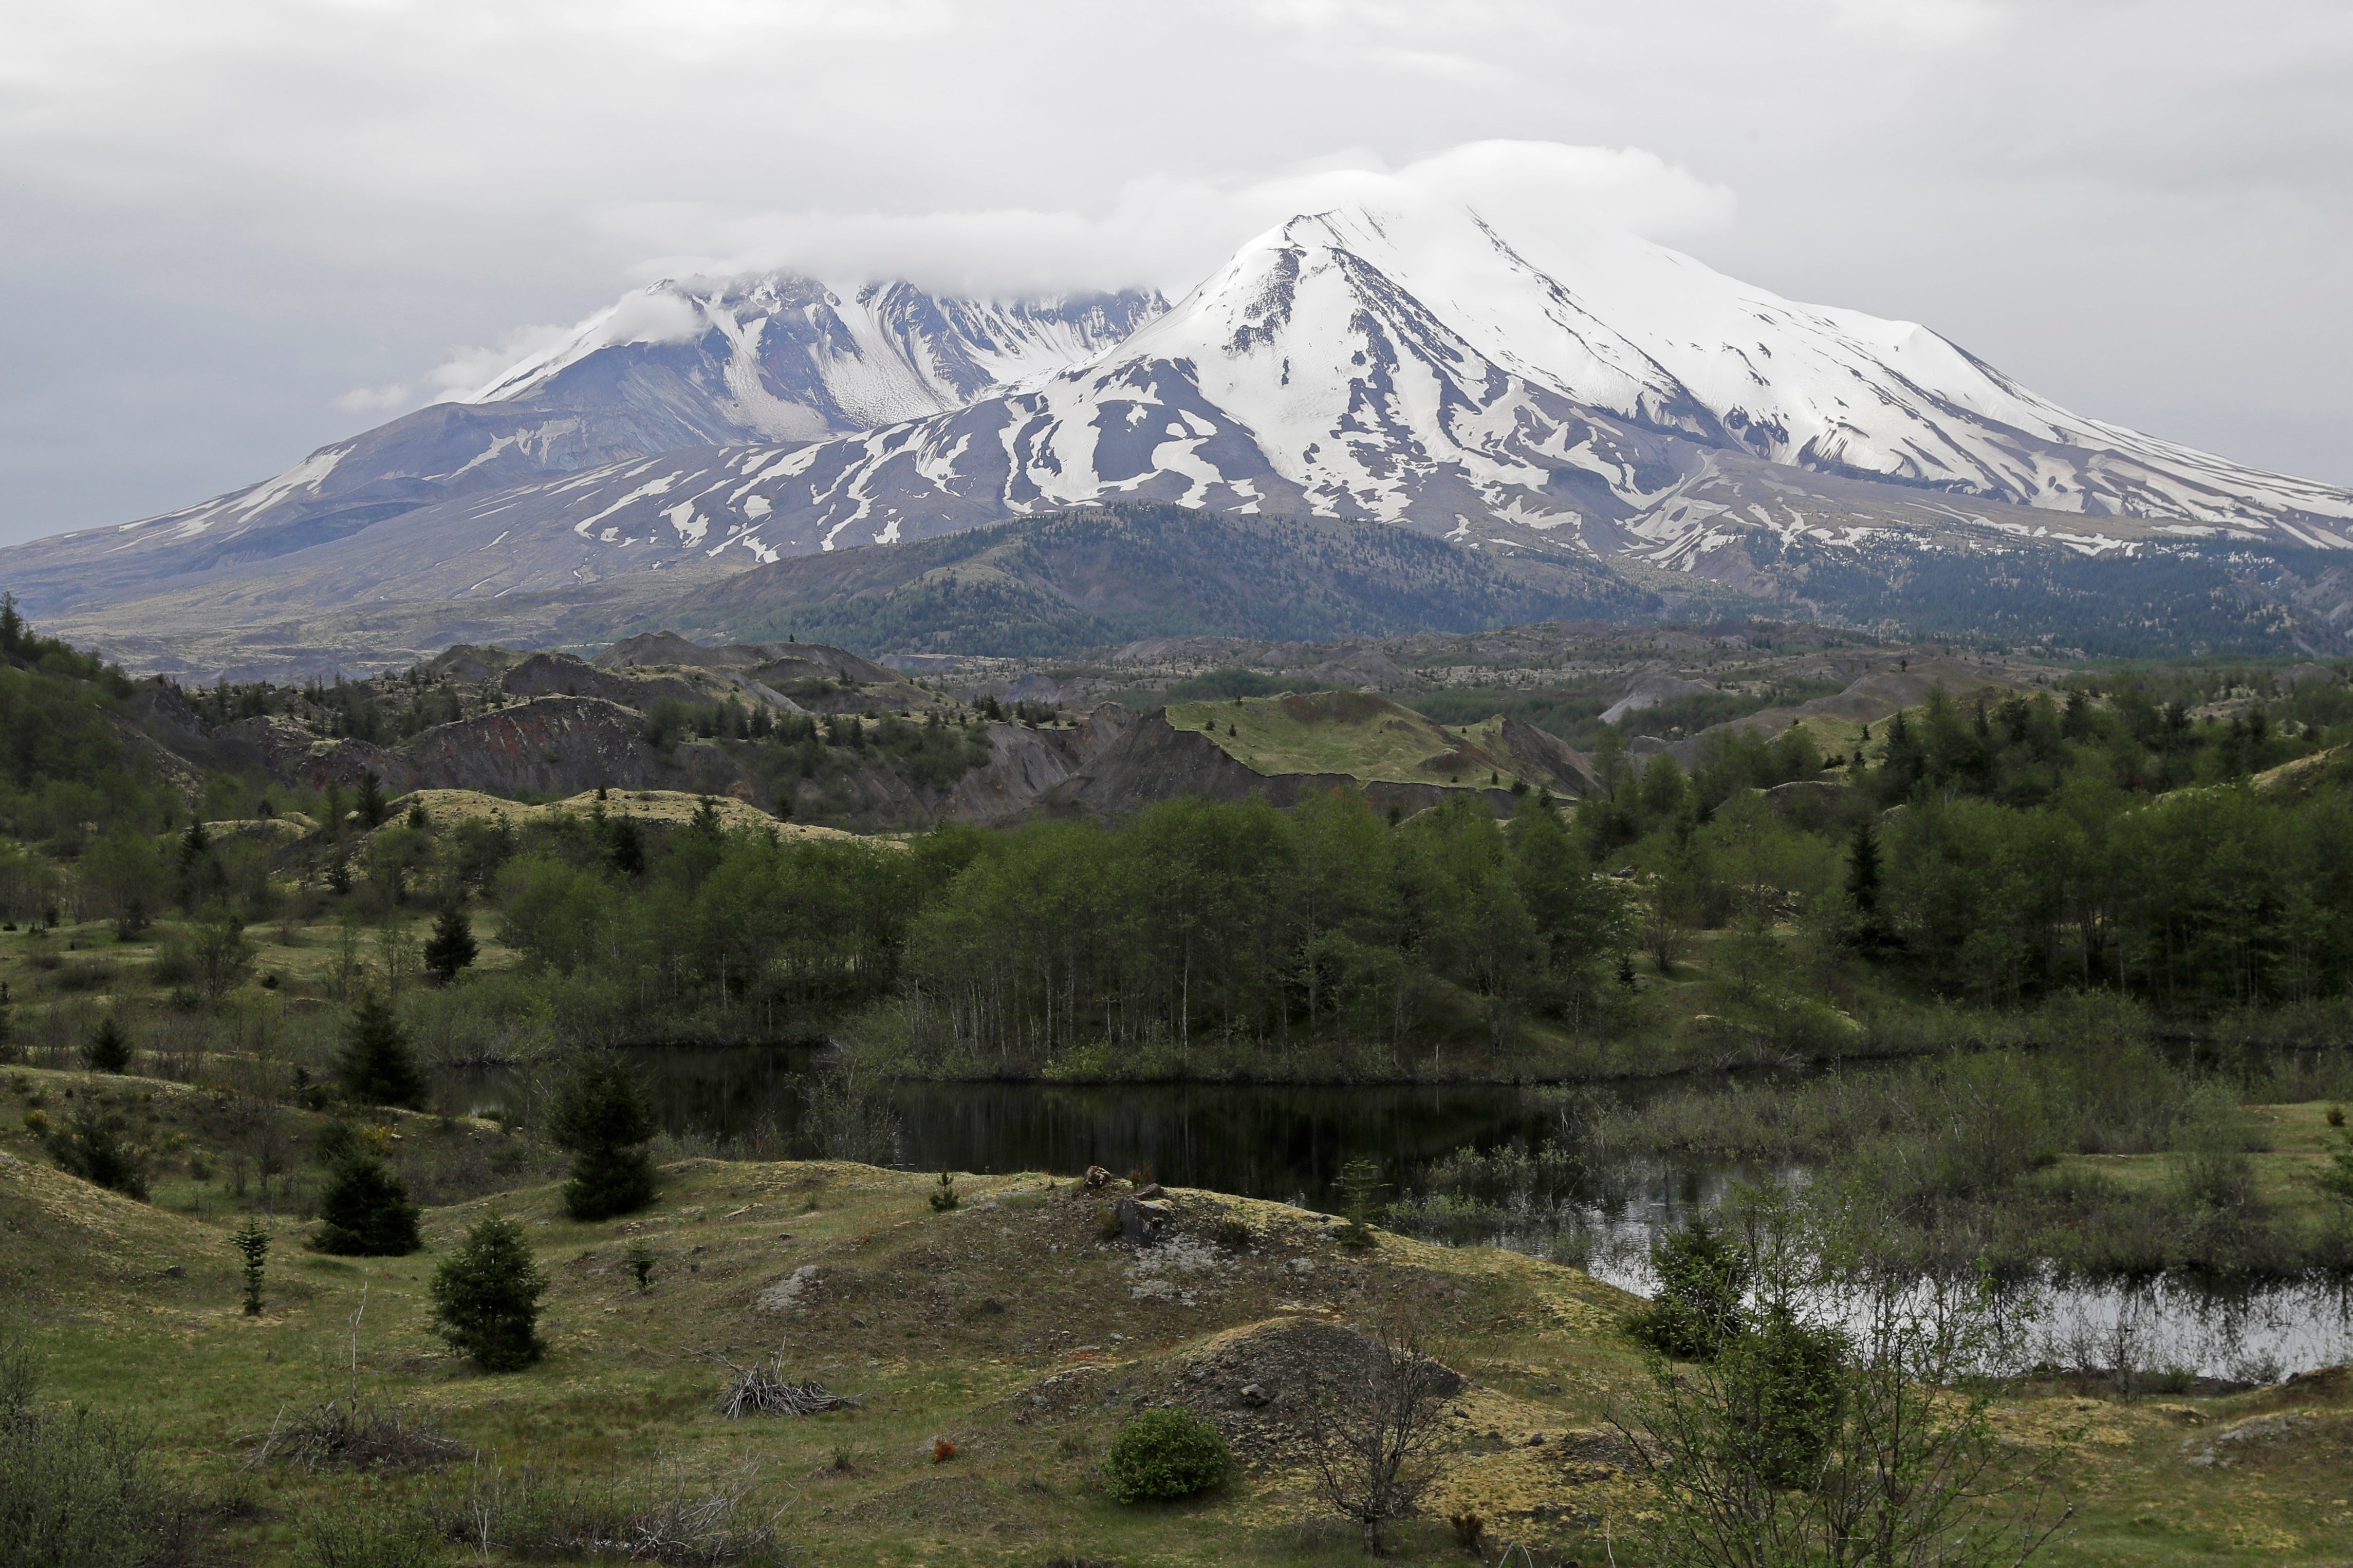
[249, 1395, 466, 1471]
[707, 1351, 860, 1421]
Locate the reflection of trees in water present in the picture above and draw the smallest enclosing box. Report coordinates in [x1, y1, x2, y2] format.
[2029, 1273, 2353, 1388]
[1392, 1135, 2353, 1382]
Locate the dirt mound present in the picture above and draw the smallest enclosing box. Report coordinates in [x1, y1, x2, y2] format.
[1012, 1312, 1467, 1470]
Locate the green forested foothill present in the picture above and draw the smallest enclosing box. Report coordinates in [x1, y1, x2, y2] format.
[0, 606, 2350, 1086]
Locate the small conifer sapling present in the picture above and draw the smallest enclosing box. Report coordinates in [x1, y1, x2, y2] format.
[547, 1050, 658, 1221]
[312, 1159, 423, 1256]
[233, 1217, 269, 1315]
[430, 1213, 548, 1371]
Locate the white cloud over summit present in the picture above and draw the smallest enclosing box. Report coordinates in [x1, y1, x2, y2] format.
[619, 140, 1735, 301]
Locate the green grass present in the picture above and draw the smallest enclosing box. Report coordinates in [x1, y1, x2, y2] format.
[1166, 690, 1549, 789]
[4, 1103, 2350, 1565]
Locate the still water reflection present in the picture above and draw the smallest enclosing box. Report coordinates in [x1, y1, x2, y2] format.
[434, 1045, 2352, 1379]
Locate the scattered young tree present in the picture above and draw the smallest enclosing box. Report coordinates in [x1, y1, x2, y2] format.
[547, 1049, 657, 1221]
[232, 1218, 270, 1315]
[422, 905, 478, 983]
[175, 818, 220, 911]
[311, 1159, 422, 1256]
[190, 899, 255, 1001]
[1302, 1322, 1456, 1554]
[798, 1061, 902, 1166]
[1334, 1156, 1384, 1249]
[82, 830, 165, 939]
[1625, 1215, 1750, 1361]
[356, 771, 388, 830]
[82, 1015, 133, 1074]
[1613, 1191, 2072, 1568]
[429, 1213, 548, 1371]
[1102, 1409, 1234, 1503]
[336, 990, 427, 1110]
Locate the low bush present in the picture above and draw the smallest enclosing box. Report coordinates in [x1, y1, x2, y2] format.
[1101, 1408, 1232, 1503]
[251, 1396, 463, 1472]
[44, 1102, 154, 1200]
[0, 1340, 190, 1567]
[421, 1457, 786, 1564]
[302, 1501, 449, 1568]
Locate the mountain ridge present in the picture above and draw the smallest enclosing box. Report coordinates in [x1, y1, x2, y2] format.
[13, 202, 2353, 674]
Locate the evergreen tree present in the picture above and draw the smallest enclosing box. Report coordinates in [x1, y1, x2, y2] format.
[1845, 819, 1882, 916]
[232, 1218, 269, 1315]
[337, 990, 427, 1109]
[176, 819, 219, 910]
[547, 1050, 658, 1221]
[356, 771, 387, 829]
[311, 1159, 422, 1256]
[422, 906, 478, 983]
[83, 1015, 133, 1074]
[1625, 1216, 1750, 1360]
[605, 814, 645, 878]
[429, 1214, 548, 1371]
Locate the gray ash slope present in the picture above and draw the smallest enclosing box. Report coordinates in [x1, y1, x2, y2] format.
[660, 501, 1659, 659]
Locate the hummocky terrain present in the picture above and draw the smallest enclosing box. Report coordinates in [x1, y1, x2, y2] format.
[105, 618, 2154, 834]
[12, 201, 2353, 675]
[14, 1106, 2347, 1566]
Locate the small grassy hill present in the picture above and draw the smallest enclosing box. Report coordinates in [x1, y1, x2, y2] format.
[1167, 691, 1569, 792]
[383, 788, 867, 843]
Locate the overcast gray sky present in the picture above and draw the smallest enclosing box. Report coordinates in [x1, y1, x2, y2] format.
[3, 0, 2348, 545]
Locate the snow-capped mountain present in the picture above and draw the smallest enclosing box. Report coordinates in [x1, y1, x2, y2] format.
[273, 203, 2348, 585]
[2, 276, 1163, 610]
[14, 201, 2353, 674]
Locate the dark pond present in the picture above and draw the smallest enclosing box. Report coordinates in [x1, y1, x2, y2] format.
[438, 1043, 1606, 1207]
[433, 1044, 2353, 1379]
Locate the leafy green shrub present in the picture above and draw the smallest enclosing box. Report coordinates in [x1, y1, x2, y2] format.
[302, 1500, 449, 1567]
[43, 1102, 153, 1200]
[312, 1160, 423, 1256]
[1101, 1408, 1233, 1503]
[430, 1214, 548, 1371]
[0, 1340, 189, 1566]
